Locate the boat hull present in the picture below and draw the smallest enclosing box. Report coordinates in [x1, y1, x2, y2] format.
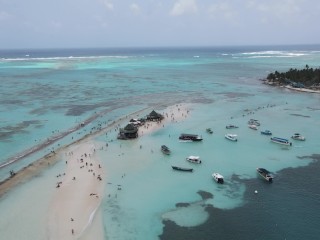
[226, 125, 238, 129]
[257, 168, 273, 182]
[271, 137, 292, 146]
[161, 145, 171, 155]
[179, 134, 203, 142]
[161, 150, 171, 155]
[172, 166, 193, 172]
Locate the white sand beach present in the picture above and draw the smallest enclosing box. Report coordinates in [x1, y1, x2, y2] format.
[47, 141, 104, 240]
[139, 104, 191, 136]
[284, 85, 320, 93]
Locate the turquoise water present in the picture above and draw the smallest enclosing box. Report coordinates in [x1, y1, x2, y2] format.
[0, 46, 320, 239]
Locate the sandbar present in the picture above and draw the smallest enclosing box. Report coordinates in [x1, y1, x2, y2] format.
[47, 141, 104, 240]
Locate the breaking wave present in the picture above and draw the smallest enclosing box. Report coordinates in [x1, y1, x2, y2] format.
[238, 50, 309, 58]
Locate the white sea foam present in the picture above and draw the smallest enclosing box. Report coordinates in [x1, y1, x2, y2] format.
[0, 55, 132, 62]
[240, 50, 309, 58]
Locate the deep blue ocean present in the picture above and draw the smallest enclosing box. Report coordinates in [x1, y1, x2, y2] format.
[0, 45, 320, 239]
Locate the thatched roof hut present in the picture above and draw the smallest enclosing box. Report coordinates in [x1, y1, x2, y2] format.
[118, 123, 138, 139]
[146, 110, 164, 121]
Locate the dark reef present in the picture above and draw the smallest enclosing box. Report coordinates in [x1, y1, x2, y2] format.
[160, 154, 320, 240]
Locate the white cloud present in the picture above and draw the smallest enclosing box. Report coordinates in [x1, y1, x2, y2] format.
[170, 0, 198, 16]
[130, 3, 141, 15]
[101, 0, 114, 11]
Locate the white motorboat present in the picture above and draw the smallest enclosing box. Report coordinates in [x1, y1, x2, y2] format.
[186, 156, 201, 164]
[225, 134, 237, 141]
[248, 124, 258, 130]
[212, 173, 224, 184]
[271, 137, 292, 146]
[291, 133, 306, 141]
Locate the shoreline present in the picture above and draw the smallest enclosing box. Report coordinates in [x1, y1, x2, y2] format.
[262, 79, 320, 93]
[284, 85, 320, 93]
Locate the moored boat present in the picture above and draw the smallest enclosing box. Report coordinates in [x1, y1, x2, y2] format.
[271, 137, 292, 146]
[212, 173, 224, 184]
[206, 128, 213, 134]
[248, 124, 258, 130]
[226, 124, 238, 129]
[179, 133, 203, 142]
[225, 134, 237, 141]
[257, 168, 273, 182]
[248, 119, 260, 126]
[186, 156, 201, 164]
[172, 166, 193, 172]
[161, 145, 171, 155]
[261, 130, 272, 135]
[291, 133, 306, 141]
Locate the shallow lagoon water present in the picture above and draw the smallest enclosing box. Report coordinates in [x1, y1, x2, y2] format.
[0, 46, 320, 239]
[98, 94, 319, 239]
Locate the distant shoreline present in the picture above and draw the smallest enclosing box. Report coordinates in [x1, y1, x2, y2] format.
[262, 79, 320, 94]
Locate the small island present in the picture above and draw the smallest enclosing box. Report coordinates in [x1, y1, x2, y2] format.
[263, 65, 320, 93]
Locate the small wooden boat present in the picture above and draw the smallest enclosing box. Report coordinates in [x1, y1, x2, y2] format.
[212, 173, 224, 184]
[257, 168, 273, 182]
[161, 145, 171, 155]
[172, 166, 193, 172]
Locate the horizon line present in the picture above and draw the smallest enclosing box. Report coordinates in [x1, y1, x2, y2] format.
[1, 43, 320, 51]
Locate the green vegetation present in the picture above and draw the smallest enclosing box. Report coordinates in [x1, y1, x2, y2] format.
[266, 65, 320, 88]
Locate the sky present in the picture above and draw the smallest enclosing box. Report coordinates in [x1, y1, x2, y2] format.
[1, 0, 320, 49]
